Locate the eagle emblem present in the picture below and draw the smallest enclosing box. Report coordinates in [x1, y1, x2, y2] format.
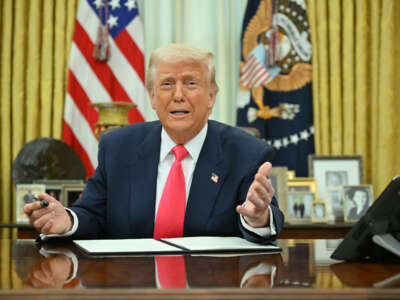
[239, 0, 312, 121]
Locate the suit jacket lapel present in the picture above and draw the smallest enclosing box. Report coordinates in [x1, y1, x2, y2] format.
[128, 123, 162, 237]
[184, 121, 226, 235]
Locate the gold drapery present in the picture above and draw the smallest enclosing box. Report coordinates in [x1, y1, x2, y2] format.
[0, 0, 78, 236]
[1, 0, 399, 232]
[308, 0, 400, 196]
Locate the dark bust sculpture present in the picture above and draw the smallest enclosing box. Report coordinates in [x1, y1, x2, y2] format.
[12, 138, 86, 184]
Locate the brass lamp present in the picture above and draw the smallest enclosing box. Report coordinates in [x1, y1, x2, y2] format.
[91, 101, 136, 138]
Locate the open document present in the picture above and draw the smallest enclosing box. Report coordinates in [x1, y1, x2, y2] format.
[73, 236, 281, 255]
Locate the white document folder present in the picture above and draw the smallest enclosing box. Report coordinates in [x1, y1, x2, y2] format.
[73, 236, 281, 255]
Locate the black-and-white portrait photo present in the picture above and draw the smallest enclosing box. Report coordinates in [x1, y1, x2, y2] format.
[326, 188, 344, 222]
[312, 202, 327, 223]
[325, 171, 348, 188]
[343, 185, 373, 222]
[288, 192, 315, 222]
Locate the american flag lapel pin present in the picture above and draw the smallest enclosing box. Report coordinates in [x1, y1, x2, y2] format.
[211, 173, 219, 183]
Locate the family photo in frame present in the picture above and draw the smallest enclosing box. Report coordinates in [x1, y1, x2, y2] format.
[15, 184, 46, 224]
[308, 155, 363, 222]
[343, 185, 373, 223]
[312, 201, 328, 223]
[287, 191, 315, 223]
[33, 179, 85, 206]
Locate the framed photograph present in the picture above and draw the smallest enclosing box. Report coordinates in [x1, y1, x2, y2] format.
[308, 155, 363, 204]
[287, 191, 315, 223]
[343, 184, 373, 223]
[288, 177, 317, 194]
[16, 184, 46, 224]
[269, 166, 288, 219]
[326, 187, 344, 222]
[34, 179, 85, 203]
[33, 179, 85, 185]
[311, 201, 328, 223]
[33, 180, 65, 203]
[62, 184, 86, 207]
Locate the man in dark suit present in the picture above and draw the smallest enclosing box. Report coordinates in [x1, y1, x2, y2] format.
[24, 44, 284, 243]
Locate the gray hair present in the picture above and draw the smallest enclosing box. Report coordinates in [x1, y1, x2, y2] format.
[146, 43, 219, 94]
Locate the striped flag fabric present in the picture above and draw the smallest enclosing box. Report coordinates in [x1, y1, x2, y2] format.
[240, 44, 281, 88]
[63, 0, 145, 178]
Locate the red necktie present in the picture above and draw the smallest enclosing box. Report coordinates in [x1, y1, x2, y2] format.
[154, 145, 189, 239]
[155, 256, 186, 288]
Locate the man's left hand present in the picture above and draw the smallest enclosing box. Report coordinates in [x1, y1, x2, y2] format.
[236, 162, 274, 228]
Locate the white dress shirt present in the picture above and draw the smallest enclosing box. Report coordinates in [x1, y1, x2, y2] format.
[155, 124, 208, 216]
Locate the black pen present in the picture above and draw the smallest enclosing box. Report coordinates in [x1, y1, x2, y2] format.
[33, 197, 49, 208]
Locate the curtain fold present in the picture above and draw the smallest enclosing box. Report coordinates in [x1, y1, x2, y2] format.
[0, 0, 14, 233]
[309, 0, 400, 195]
[0, 0, 78, 234]
[26, 0, 42, 142]
[53, 0, 67, 138]
[342, 0, 355, 155]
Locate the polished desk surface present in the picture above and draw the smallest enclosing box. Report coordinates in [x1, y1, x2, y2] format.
[1, 237, 399, 299]
[2, 222, 354, 239]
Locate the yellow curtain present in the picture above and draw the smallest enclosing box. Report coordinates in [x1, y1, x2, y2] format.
[308, 0, 400, 196]
[0, 0, 78, 234]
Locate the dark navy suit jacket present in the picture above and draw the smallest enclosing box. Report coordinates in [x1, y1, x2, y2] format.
[70, 120, 284, 243]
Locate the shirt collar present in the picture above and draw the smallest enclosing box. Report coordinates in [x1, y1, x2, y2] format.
[160, 123, 208, 163]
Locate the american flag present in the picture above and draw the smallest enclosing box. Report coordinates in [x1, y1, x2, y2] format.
[63, 0, 145, 177]
[240, 44, 280, 88]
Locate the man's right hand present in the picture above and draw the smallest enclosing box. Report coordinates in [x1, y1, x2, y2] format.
[23, 193, 73, 235]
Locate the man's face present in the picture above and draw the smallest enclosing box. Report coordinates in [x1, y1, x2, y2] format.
[149, 60, 216, 144]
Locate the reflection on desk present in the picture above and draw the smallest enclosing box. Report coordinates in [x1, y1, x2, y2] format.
[11, 239, 283, 289]
[1, 238, 400, 299]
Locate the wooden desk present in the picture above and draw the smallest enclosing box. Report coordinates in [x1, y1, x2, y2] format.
[280, 223, 352, 239]
[2, 223, 353, 239]
[1, 237, 399, 299]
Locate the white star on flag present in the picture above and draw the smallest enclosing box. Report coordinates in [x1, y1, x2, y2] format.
[282, 137, 289, 147]
[273, 139, 282, 150]
[290, 134, 299, 144]
[107, 14, 118, 28]
[109, 0, 121, 10]
[93, 0, 103, 9]
[125, 0, 136, 10]
[300, 130, 309, 140]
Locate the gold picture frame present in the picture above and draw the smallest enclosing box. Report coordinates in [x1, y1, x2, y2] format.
[269, 166, 288, 220]
[287, 170, 296, 180]
[288, 177, 317, 194]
